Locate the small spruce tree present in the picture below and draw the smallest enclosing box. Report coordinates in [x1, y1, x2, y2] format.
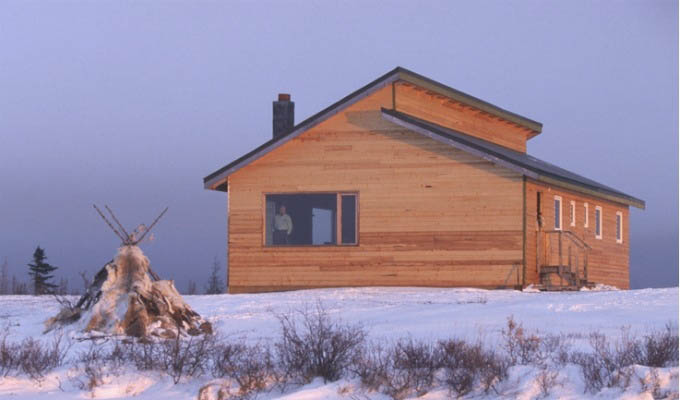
[27, 246, 58, 295]
[204, 257, 225, 295]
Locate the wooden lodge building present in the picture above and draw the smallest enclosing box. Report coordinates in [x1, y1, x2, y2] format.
[204, 67, 645, 293]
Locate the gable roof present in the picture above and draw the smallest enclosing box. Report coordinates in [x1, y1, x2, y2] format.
[203, 67, 644, 209]
[203, 66, 542, 190]
[381, 109, 645, 209]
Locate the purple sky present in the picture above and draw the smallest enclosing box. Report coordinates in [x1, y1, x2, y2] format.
[1, 1, 677, 292]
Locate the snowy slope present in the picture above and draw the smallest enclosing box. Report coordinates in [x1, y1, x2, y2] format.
[0, 286, 677, 399]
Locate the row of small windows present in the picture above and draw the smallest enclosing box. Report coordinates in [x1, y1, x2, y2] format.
[553, 196, 623, 243]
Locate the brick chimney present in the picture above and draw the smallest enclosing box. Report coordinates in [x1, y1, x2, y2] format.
[273, 93, 294, 138]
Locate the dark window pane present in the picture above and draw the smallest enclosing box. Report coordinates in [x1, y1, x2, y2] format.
[265, 193, 336, 246]
[554, 199, 561, 229]
[341, 195, 357, 244]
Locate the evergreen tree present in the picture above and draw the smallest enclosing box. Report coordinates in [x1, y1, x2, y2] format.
[204, 257, 224, 294]
[27, 246, 58, 295]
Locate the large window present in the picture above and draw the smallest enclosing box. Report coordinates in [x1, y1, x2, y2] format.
[265, 193, 358, 246]
[554, 196, 562, 230]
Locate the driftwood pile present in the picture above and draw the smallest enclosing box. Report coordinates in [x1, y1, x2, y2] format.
[45, 205, 212, 338]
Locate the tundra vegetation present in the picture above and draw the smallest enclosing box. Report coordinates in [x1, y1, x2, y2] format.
[0, 307, 677, 399]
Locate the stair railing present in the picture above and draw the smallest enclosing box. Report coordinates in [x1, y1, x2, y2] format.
[542, 230, 591, 287]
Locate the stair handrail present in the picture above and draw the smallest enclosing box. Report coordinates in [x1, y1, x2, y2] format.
[543, 230, 591, 250]
[541, 230, 591, 288]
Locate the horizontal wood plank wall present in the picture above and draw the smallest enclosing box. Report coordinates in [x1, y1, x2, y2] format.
[524, 179, 630, 289]
[227, 85, 525, 293]
[394, 82, 533, 153]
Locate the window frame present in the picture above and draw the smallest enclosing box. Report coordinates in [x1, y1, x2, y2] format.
[262, 191, 359, 247]
[584, 203, 589, 228]
[595, 206, 603, 240]
[570, 200, 576, 227]
[616, 211, 623, 244]
[554, 196, 563, 231]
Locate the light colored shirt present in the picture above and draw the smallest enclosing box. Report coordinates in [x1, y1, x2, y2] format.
[274, 213, 293, 234]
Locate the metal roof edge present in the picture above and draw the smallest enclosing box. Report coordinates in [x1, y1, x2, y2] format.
[204, 67, 545, 190]
[535, 175, 646, 210]
[380, 110, 539, 179]
[380, 108, 645, 210]
[203, 71, 401, 190]
[394, 67, 543, 133]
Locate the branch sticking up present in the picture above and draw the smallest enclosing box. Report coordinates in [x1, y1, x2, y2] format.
[135, 207, 168, 244]
[93, 204, 168, 246]
[93, 204, 127, 243]
[105, 205, 131, 240]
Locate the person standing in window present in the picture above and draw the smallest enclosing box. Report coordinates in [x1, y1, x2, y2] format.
[273, 204, 293, 245]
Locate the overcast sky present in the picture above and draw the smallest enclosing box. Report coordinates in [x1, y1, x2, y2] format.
[1, 1, 677, 292]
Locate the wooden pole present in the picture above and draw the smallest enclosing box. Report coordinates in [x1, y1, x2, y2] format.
[568, 245, 572, 287]
[575, 251, 580, 287]
[558, 231, 563, 287]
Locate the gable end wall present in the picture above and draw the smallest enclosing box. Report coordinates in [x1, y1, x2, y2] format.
[227, 86, 525, 293]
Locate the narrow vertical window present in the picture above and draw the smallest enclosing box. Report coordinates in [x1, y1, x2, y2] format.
[570, 201, 576, 227]
[616, 211, 623, 244]
[554, 196, 562, 230]
[595, 206, 602, 239]
[341, 194, 357, 245]
[584, 203, 589, 228]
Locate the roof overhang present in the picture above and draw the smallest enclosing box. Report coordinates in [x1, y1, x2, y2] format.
[381, 108, 645, 209]
[394, 69, 543, 135]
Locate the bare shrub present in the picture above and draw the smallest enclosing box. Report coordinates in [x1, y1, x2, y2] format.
[157, 331, 215, 383]
[643, 324, 679, 368]
[572, 330, 647, 393]
[19, 334, 71, 380]
[543, 334, 571, 366]
[212, 342, 276, 399]
[351, 342, 391, 392]
[501, 316, 542, 365]
[211, 342, 247, 378]
[536, 366, 560, 398]
[0, 328, 20, 376]
[384, 339, 438, 399]
[0, 328, 70, 379]
[73, 342, 108, 391]
[113, 331, 216, 384]
[275, 304, 366, 384]
[438, 338, 508, 396]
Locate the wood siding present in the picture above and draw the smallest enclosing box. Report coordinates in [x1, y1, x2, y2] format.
[394, 82, 533, 153]
[524, 179, 630, 289]
[227, 85, 525, 293]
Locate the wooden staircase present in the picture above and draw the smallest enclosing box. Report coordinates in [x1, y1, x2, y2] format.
[537, 230, 593, 291]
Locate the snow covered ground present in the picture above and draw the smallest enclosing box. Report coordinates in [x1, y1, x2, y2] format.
[0, 286, 677, 399]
